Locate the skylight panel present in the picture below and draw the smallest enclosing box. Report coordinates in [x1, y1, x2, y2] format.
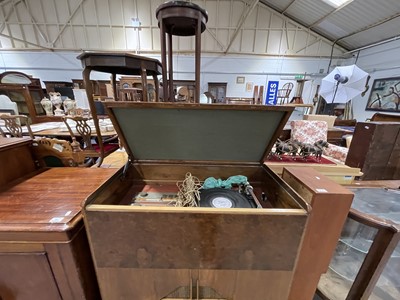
[322, 0, 353, 8]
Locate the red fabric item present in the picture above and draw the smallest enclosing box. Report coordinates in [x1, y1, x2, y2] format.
[266, 154, 336, 165]
[93, 143, 119, 153]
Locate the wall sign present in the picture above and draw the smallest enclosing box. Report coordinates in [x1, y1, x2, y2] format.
[265, 81, 279, 105]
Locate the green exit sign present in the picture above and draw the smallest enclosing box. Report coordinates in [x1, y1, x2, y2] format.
[295, 74, 305, 80]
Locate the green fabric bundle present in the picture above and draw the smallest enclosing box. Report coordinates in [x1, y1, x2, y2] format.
[202, 175, 248, 189]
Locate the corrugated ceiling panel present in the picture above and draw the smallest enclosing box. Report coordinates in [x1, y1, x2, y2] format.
[260, 0, 291, 11]
[285, 0, 333, 25]
[339, 18, 400, 49]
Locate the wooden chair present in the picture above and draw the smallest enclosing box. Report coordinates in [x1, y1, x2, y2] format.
[119, 88, 142, 101]
[63, 116, 119, 167]
[31, 137, 84, 167]
[0, 114, 34, 138]
[277, 82, 294, 104]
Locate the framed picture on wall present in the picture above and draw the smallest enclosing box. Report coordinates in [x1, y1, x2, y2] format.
[365, 77, 400, 112]
[236, 76, 245, 84]
[246, 82, 254, 92]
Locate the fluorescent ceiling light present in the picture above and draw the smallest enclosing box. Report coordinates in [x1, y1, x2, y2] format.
[322, 0, 353, 8]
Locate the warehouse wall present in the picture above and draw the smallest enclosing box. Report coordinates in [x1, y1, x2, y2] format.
[1, 38, 398, 121]
[346, 38, 400, 121]
[0, 50, 330, 104]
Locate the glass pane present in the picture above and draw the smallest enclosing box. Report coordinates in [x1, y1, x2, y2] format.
[7, 91, 29, 115]
[1, 73, 32, 84]
[371, 242, 400, 300]
[318, 218, 378, 300]
[349, 188, 400, 223]
[30, 90, 45, 116]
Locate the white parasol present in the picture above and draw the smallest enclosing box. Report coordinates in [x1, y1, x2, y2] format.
[320, 64, 369, 103]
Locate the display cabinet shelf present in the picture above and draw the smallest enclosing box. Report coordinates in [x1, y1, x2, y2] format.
[318, 186, 400, 300]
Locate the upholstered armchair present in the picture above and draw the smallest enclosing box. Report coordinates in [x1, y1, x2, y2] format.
[290, 120, 349, 162]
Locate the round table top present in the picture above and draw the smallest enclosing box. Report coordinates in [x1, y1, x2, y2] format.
[156, 1, 208, 36]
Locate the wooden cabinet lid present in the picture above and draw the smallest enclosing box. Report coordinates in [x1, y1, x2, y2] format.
[104, 102, 293, 164]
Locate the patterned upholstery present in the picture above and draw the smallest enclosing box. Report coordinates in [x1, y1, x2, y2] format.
[290, 120, 349, 162]
[290, 120, 327, 144]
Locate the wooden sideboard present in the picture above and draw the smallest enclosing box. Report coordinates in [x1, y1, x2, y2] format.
[345, 121, 400, 180]
[0, 137, 117, 300]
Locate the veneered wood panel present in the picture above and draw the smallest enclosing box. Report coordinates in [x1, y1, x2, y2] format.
[283, 167, 353, 300]
[86, 208, 306, 270]
[0, 253, 61, 300]
[96, 268, 293, 300]
[346, 122, 400, 180]
[0, 137, 36, 187]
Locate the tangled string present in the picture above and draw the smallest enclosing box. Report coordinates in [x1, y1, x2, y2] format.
[175, 172, 202, 207]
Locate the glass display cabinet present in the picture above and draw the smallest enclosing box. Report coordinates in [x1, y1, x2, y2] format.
[318, 186, 400, 300]
[0, 71, 57, 123]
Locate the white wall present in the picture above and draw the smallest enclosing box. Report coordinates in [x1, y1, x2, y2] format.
[2, 41, 399, 122]
[0, 50, 331, 105]
[345, 39, 400, 121]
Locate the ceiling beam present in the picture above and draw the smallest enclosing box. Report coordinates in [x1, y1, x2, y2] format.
[51, 0, 86, 47]
[0, 0, 19, 33]
[0, 32, 52, 49]
[22, 0, 49, 44]
[225, 0, 259, 54]
[282, 0, 297, 14]
[206, 28, 225, 50]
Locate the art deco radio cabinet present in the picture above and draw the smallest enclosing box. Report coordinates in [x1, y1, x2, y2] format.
[83, 102, 353, 300]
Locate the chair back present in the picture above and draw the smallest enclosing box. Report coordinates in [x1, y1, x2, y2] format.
[277, 82, 294, 104]
[63, 116, 95, 150]
[119, 88, 142, 101]
[62, 116, 119, 167]
[0, 114, 34, 138]
[31, 137, 84, 167]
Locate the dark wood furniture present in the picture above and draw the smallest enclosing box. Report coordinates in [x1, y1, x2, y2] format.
[43, 81, 74, 93]
[72, 79, 112, 97]
[83, 102, 353, 300]
[77, 52, 162, 166]
[277, 82, 294, 104]
[208, 82, 227, 103]
[0, 136, 36, 186]
[318, 181, 400, 300]
[0, 137, 117, 299]
[63, 116, 119, 166]
[156, 1, 208, 102]
[77, 52, 162, 103]
[119, 76, 157, 101]
[345, 121, 400, 180]
[0, 71, 57, 123]
[334, 118, 357, 127]
[371, 112, 400, 122]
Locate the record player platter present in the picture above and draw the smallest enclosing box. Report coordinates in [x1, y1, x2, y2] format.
[199, 188, 256, 208]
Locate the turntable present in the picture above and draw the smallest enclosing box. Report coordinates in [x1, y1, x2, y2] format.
[199, 188, 257, 208]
